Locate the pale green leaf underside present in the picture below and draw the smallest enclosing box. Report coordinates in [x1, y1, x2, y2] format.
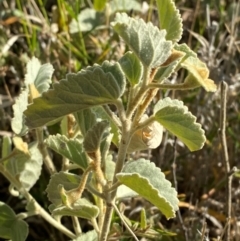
[156, 0, 183, 43]
[46, 172, 81, 206]
[52, 198, 99, 220]
[11, 89, 28, 135]
[181, 56, 217, 92]
[116, 185, 138, 200]
[1, 136, 12, 158]
[25, 56, 54, 94]
[72, 230, 98, 241]
[154, 51, 185, 82]
[93, 106, 120, 146]
[94, 0, 107, 11]
[109, 0, 142, 14]
[69, 9, 101, 33]
[119, 51, 143, 85]
[74, 109, 97, 137]
[24, 61, 125, 128]
[104, 155, 115, 182]
[174, 43, 197, 62]
[112, 13, 172, 68]
[45, 134, 88, 170]
[84, 120, 109, 153]
[5, 142, 42, 191]
[154, 97, 206, 151]
[0, 202, 28, 241]
[116, 159, 179, 219]
[11, 220, 29, 241]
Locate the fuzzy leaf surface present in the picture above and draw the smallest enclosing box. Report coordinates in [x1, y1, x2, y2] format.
[112, 13, 172, 68]
[52, 198, 99, 219]
[24, 61, 125, 128]
[180, 56, 217, 92]
[72, 230, 98, 241]
[154, 49, 185, 82]
[25, 56, 54, 94]
[11, 89, 28, 135]
[45, 134, 88, 170]
[0, 202, 28, 241]
[119, 51, 143, 85]
[116, 159, 179, 219]
[94, 0, 107, 11]
[93, 106, 120, 146]
[46, 172, 82, 206]
[154, 97, 206, 151]
[174, 43, 197, 62]
[69, 8, 102, 33]
[74, 109, 97, 137]
[116, 185, 138, 200]
[1, 136, 12, 158]
[5, 142, 42, 191]
[156, 0, 183, 43]
[83, 120, 109, 153]
[109, 0, 141, 13]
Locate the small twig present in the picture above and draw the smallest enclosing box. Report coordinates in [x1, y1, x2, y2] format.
[71, 216, 82, 236]
[172, 138, 189, 241]
[200, 222, 207, 241]
[103, 105, 122, 129]
[148, 82, 194, 90]
[112, 202, 139, 241]
[219, 81, 232, 241]
[86, 184, 106, 200]
[91, 218, 100, 234]
[36, 127, 56, 174]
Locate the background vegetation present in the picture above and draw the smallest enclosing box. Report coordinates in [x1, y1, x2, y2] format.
[0, 0, 240, 240]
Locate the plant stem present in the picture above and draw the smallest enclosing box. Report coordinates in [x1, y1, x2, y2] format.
[0, 164, 76, 239]
[103, 105, 122, 128]
[132, 88, 158, 125]
[72, 216, 82, 236]
[112, 202, 139, 241]
[148, 82, 195, 90]
[100, 100, 131, 241]
[36, 127, 56, 174]
[219, 81, 232, 241]
[126, 66, 151, 119]
[0, 151, 18, 164]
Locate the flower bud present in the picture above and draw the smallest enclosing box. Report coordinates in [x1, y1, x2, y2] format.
[127, 115, 163, 153]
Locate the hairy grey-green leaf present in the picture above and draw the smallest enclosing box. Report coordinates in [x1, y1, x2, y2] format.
[83, 120, 109, 153]
[52, 198, 99, 219]
[0, 202, 28, 241]
[174, 43, 197, 61]
[154, 50, 185, 82]
[45, 134, 88, 170]
[72, 230, 98, 241]
[154, 97, 206, 151]
[25, 56, 54, 94]
[116, 185, 138, 200]
[5, 142, 42, 191]
[46, 172, 91, 206]
[116, 159, 179, 219]
[11, 89, 28, 135]
[74, 109, 97, 137]
[93, 106, 120, 146]
[156, 0, 183, 43]
[24, 61, 125, 128]
[1, 136, 12, 159]
[119, 51, 143, 85]
[69, 8, 102, 33]
[109, 0, 141, 14]
[112, 13, 172, 68]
